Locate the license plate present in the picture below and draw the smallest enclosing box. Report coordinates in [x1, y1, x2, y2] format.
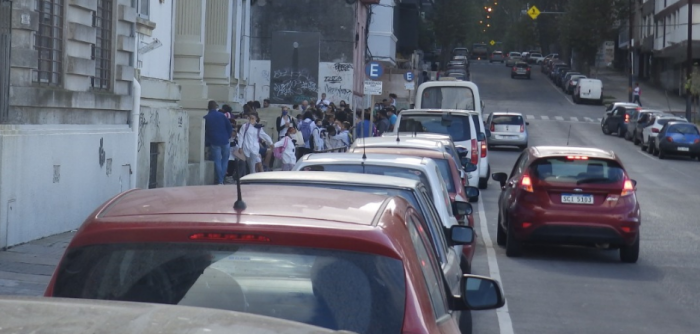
[678, 147, 689, 151]
[497, 135, 516, 139]
[561, 194, 594, 204]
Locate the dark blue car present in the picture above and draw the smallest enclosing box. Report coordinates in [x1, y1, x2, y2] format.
[652, 122, 700, 160]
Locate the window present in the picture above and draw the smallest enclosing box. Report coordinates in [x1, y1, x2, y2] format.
[135, 0, 149, 18]
[492, 115, 524, 125]
[415, 187, 449, 265]
[398, 114, 472, 141]
[34, 0, 64, 85]
[420, 87, 476, 111]
[435, 159, 456, 193]
[530, 157, 626, 185]
[92, 0, 112, 90]
[407, 214, 449, 318]
[301, 164, 432, 190]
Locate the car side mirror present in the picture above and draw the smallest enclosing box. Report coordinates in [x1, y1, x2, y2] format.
[465, 186, 480, 199]
[449, 225, 474, 245]
[452, 201, 473, 216]
[450, 274, 506, 311]
[481, 100, 486, 111]
[491, 172, 508, 187]
[462, 159, 478, 172]
[525, 122, 530, 126]
[485, 129, 492, 138]
[477, 132, 486, 141]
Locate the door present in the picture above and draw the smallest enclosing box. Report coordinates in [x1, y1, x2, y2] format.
[499, 152, 528, 227]
[606, 107, 623, 132]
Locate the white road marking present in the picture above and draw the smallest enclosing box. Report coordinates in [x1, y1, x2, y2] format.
[570, 117, 579, 122]
[555, 116, 564, 121]
[635, 148, 658, 161]
[526, 115, 535, 120]
[597, 118, 603, 122]
[541, 115, 550, 120]
[584, 117, 594, 122]
[477, 199, 515, 334]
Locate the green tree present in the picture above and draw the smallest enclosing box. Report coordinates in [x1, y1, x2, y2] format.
[431, 0, 479, 69]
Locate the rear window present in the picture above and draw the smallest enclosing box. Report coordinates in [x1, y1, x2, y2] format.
[516, 63, 529, 68]
[510, 52, 521, 57]
[530, 157, 625, 185]
[667, 124, 699, 134]
[493, 52, 502, 55]
[53, 243, 406, 333]
[300, 164, 433, 197]
[657, 119, 683, 126]
[492, 115, 524, 125]
[398, 114, 472, 141]
[435, 159, 456, 193]
[471, 114, 483, 133]
[420, 87, 475, 111]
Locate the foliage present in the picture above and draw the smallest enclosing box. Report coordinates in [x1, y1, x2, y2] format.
[684, 64, 700, 95]
[431, 0, 480, 68]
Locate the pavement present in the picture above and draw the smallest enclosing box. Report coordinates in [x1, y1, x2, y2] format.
[592, 67, 688, 113]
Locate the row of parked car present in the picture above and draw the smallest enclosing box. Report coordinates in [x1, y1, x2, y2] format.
[601, 102, 700, 159]
[542, 58, 605, 105]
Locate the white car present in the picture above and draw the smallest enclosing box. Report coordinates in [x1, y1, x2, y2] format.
[528, 53, 544, 64]
[573, 78, 604, 105]
[640, 115, 688, 153]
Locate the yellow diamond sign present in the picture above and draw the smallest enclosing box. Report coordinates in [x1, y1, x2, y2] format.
[527, 5, 541, 20]
[490, 40, 496, 46]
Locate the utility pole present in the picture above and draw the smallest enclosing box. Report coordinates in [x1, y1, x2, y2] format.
[686, 3, 693, 121]
[628, 0, 633, 103]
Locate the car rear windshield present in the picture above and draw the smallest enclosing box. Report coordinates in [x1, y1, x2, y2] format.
[515, 63, 529, 68]
[530, 157, 626, 185]
[420, 87, 476, 111]
[252, 183, 422, 209]
[657, 119, 684, 126]
[493, 52, 502, 55]
[668, 124, 700, 134]
[493, 115, 524, 125]
[300, 164, 433, 195]
[53, 243, 406, 334]
[398, 114, 472, 141]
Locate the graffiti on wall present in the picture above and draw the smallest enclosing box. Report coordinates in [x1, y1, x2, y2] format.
[270, 68, 319, 104]
[319, 62, 353, 104]
[270, 31, 320, 104]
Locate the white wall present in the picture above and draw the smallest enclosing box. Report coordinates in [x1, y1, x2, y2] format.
[0, 125, 135, 248]
[136, 106, 190, 188]
[247, 60, 354, 105]
[367, 0, 396, 63]
[139, 0, 174, 80]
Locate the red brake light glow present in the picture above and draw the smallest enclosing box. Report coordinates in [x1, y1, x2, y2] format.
[651, 128, 659, 133]
[566, 156, 589, 160]
[621, 179, 635, 197]
[522, 222, 532, 228]
[666, 136, 673, 142]
[625, 114, 629, 123]
[694, 139, 700, 144]
[480, 141, 487, 158]
[490, 123, 495, 132]
[520, 175, 534, 192]
[189, 233, 271, 242]
[470, 139, 479, 165]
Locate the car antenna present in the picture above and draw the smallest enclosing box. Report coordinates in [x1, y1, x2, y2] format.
[566, 124, 572, 146]
[233, 164, 246, 211]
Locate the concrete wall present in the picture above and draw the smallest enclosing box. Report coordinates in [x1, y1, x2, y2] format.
[0, 124, 135, 248]
[136, 104, 189, 188]
[368, 0, 397, 64]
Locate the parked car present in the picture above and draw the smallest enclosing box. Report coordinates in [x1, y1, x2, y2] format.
[558, 71, 581, 88]
[511, 62, 531, 79]
[550, 64, 569, 80]
[528, 53, 544, 64]
[651, 122, 700, 159]
[46, 184, 505, 333]
[445, 69, 469, 81]
[601, 102, 640, 136]
[447, 60, 468, 71]
[453, 47, 469, 57]
[640, 115, 688, 153]
[491, 146, 641, 263]
[452, 55, 470, 67]
[628, 109, 666, 144]
[1, 296, 343, 334]
[505, 52, 521, 67]
[564, 75, 587, 94]
[486, 112, 529, 150]
[490, 51, 505, 63]
[573, 78, 604, 105]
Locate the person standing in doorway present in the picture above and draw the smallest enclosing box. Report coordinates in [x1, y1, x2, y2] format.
[204, 100, 233, 185]
[633, 83, 642, 106]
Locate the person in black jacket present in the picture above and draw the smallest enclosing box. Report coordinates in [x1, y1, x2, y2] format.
[276, 106, 296, 140]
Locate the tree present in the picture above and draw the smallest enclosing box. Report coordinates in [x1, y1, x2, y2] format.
[431, 0, 478, 69]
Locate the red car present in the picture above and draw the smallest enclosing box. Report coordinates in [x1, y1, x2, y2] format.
[491, 146, 641, 262]
[45, 184, 504, 333]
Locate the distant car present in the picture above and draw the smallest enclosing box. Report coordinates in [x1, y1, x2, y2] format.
[651, 121, 700, 159]
[505, 52, 521, 67]
[511, 62, 531, 79]
[452, 55, 470, 67]
[628, 109, 666, 144]
[486, 112, 529, 150]
[640, 115, 688, 153]
[490, 51, 505, 63]
[445, 69, 469, 81]
[601, 103, 641, 137]
[564, 75, 587, 94]
[453, 47, 469, 57]
[558, 71, 581, 88]
[492, 146, 641, 263]
[528, 53, 544, 64]
[447, 60, 468, 71]
[573, 78, 604, 105]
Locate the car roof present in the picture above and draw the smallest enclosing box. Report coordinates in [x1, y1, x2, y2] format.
[352, 137, 445, 149]
[0, 297, 341, 334]
[388, 132, 453, 141]
[656, 115, 686, 120]
[241, 171, 422, 189]
[531, 146, 616, 160]
[637, 109, 665, 114]
[401, 108, 479, 116]
[299, 153, 435, 172]
[99, 184, 387, 227]
[611, 102, 639, 108]
[491, 111, 524, 116]
[579, 78, 602, 83]
[352, 147, 450, 160]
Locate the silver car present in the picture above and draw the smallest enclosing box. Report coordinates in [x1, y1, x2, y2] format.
[505, 52, 521, 67]
[486, 112, 529, 150]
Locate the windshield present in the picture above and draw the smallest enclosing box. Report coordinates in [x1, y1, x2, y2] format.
[52, 243, 406, 333]
[434, 159, 456, 193]
[398, 114, 472, 141]
[420, 87, 476, 110]
[493, 115, 524, 125]
[530, 157, 625, 185]
[668, 124, 700, 134]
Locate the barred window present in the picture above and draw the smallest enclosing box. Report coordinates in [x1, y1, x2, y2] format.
[92, 0, 112, 90]
[34, 0, 63, 85]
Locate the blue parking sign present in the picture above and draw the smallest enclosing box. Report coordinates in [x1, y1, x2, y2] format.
[404, 72, 414, 82]
[365, 62, 383, 79]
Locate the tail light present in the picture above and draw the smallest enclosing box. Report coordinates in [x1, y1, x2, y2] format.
[526, 67, 531, 71]
[666, 136, 673, 142]
[624, 114, 629, 123]
[190, 233, 271, 242]
[490, 123, 495, 131]
[470, 139, 478, 165]
[520, 124, 525, 132]
[512, 67, 517, 72]
[651, 128, 659, 133]
[520, 174, 534, 192]
[694, 139, 700, 144]
[620, 178, 635, 197]
[480, 140, 487, 158]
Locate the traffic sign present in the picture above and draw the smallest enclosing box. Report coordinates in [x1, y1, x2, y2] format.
[527, 5, 541, 19]
[490, 40, 496, 46]
[404, 71, 414, 82]
[365, 61, 384, 79]
[364, 80, 383, 95]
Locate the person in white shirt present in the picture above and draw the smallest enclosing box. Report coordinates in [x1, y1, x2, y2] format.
[274, 127, 297, 171]
[389, 93, 397, 107]
[236, 114, 273, 175]
[632, 83, 641, 106]
[316, 93, 330, 112]
[331, 121, 351, 151]
[298, 111, 325, 156]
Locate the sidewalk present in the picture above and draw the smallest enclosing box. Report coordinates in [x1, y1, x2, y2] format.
[593, 67, 687, 113]
[0, 231, 74, 296]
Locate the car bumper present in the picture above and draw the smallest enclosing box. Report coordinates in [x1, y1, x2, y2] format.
[512, 72, 530, 77]
[489, 133, 527, 146]
[659, 142, 700, 155]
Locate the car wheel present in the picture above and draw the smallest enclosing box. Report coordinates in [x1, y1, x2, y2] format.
[658, 148, 666, 159]
[652, 144, 659, 156]
[496, 214, 506, 246]
[620, 236, 639, 263]
[478, 177, 488, 190]
[505, 219, 523, 257]
[646, 139, 654, 153]
[633, 132, 641, 145]
[617, 126, 624, 138]
[601, 122, 611, 135]
[640, 139, 647, 151]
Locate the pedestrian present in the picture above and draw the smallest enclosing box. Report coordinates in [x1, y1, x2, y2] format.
[298, 110, 323, 156]
[389, 93, 397, 107]
[274, 127, 297, 171]
[316, 93, 330, 112]
[301, 100, 309, 111]
[355, 110, 376, 139]
[387, 108, 397, 131]
[237, 114, 273, 176]
[263, 99, 270, 108]
[633, 83, 642, 106]
[203, 100, 233, 185]
[376, 109, 390, 136]
[276, 106, 296, 139]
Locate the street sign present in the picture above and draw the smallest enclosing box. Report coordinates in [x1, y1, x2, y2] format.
[489, 40, 496, 46]
[405, 82, 415, 90]
[527, 5, 541, 19]
[364, 80, 383, 95]
[404, 71, 414, 82]
[365, 61, 383, 79]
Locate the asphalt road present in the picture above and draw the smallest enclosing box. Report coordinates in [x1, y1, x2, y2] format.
[467, 60, 700, 334]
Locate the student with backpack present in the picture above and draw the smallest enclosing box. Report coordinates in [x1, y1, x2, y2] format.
[236, 114, 273, 175]
[298, 110, 323, 157]
[274, 127, 297, 171]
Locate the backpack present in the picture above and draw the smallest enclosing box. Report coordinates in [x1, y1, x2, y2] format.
[273, 137, 288, 160]
[300, 121, 312, 142]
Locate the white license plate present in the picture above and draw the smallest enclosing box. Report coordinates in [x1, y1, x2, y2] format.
[497, 135, 516, 139]
[561, 194, 594, 205]
[678, 147, 689, 151]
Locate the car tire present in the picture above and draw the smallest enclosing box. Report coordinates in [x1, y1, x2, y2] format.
[478, 177, 488, 190]
[601, 122, 611, 135]
[658, 148, 666, 159]
[496, 214, 506, 246]
[505, 219, 523, 257]
[527, 75, 531, 80]
[640, 139, 647, 151]
[617, 126, 624, 138]
[620, 236, 639, 263]
[646, 139, 654, 153]
[633, 132, 641, 145]
[652, 144, 659, 156]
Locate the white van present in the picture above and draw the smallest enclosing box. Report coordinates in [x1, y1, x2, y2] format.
[400, 79, 491, 190]
[574, 78, 604, 105]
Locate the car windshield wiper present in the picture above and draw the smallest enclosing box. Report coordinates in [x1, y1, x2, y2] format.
[576, 177, 611, 185]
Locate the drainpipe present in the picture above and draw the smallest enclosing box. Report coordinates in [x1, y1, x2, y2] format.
[131, 79, 141, 189]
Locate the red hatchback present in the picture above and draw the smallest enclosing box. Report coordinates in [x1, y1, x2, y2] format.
[45, 185, 504, 333]
[491, 146, 641, 263]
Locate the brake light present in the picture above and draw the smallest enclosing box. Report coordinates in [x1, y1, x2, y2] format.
[520, 124, 524, 132]
[621, 179, 635, 197]
[189, 233, 271, 242]
[625, 114, 629, 123]
[526, 68, 531, 71]
[651, 128, 659, 133]
[666, 136, 673, 142]
[470, 139, 478, 165]
[695, 139, 700, 144]
[512, 67, 517, 72]
[566, 156, 589, 160]
[520, 174, 534, 192]
[522, 222, 533, 228]
[480, 140, 487, 158]
[490, 123, 495, 131]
